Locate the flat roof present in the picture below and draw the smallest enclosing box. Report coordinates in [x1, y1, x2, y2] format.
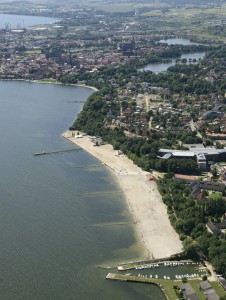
[161, 153, 172, 159]
[173, 151, 195, 157]
[159, 148, 226, 157]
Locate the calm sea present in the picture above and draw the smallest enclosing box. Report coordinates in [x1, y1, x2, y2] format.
[0, 81, 165, 299]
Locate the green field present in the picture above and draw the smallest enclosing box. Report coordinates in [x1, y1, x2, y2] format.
[86, 3, 135, 13]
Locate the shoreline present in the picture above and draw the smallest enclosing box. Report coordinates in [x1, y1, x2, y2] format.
[63, 131, 183, 260]
[0, 78, 98, 92]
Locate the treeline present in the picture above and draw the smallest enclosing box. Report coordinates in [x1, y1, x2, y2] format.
[60, 58, 226, 96]
[157, 175, 226, 277]
[143, 44, 210, 64]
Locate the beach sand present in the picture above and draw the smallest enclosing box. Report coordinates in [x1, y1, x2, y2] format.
[63, 131, 183, 260]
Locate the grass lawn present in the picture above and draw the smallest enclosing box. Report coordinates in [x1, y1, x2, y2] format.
[143, 10, 163, 17]
[107, 273, 180, 300]
[189, 280, 206, 300]
[86, 3, 134, 13]
[211, 281, 226, 297]
[158, 279, 182, 300]
[108, 273, 226, 300]
[35, 78, 58, 83]
[170, 8, 226, 16]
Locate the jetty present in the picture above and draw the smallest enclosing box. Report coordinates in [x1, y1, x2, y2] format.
[106, 273, 170, 300]
[89, 221, 136, 227]
[106, 273, 163, 285]
[33, 147, 81, 156]
[66, 100, 85, 103]
[74, 191, 123, 197]
[106, 273, 172, 300]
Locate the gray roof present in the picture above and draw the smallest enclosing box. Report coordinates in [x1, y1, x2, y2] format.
[161, 153, 172, 159]
[199, 280, 219, 300]
[206, 221, 221, 235]
[188, 295, 201, 300]
[219, 276, 226, 290]
[159, 148, 226, 157]
[196, 152, 206, 161]
[199, 280, 211, 291]
[178, 283, 199, 300]
[205, 290, 220, 300]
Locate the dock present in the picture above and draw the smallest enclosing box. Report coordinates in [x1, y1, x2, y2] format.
[74, 191, 123, 197]
[89, 221, 136, 227]
[33, 147, 81, 156]
[106, 273, 169, 299]
[66, 100, 85, 103]
[106, 273, 162, 286]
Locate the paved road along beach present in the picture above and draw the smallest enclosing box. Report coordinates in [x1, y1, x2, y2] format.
[63, 131, 183, 259]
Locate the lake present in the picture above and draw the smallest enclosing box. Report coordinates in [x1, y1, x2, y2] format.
[0, 80, 166, 299]
[157, 38, 201, 46]
[0, 13, 59, 29]
[140, 38, 206, 73]
[143, 52, 205, 73]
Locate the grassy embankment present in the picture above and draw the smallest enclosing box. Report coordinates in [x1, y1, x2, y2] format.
[107, 273, 226, 300]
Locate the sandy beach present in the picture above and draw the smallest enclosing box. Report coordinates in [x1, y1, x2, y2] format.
[63, 131, 183, 260]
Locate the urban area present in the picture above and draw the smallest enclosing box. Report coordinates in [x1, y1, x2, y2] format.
[1, 0, 226, 299]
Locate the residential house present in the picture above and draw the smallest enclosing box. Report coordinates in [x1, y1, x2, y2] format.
[178, 283, 199, 300]
[199, 281, 219, 300]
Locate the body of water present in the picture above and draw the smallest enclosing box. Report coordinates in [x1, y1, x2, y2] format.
[143, 52, 205, 73]
[141, 38, 205, 73]
[157, 38, 200, 45]
[0, 13, 59, 29]
[0, 80, 165, 299]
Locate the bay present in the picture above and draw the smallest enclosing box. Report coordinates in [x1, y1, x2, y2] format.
[0, 13, 59, 29]
[0, 80, 165, 299]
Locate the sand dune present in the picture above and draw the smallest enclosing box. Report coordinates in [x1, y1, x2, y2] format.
[63, 131, 183, 259]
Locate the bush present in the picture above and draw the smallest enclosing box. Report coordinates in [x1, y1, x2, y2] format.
[202, 275, 207, 281]
[182, 277, 188, 283]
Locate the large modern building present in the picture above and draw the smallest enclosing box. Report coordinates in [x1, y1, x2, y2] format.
[158, 148, 226, 170]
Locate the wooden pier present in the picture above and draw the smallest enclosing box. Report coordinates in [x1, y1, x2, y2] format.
[33, 147, 81, 156]
[66, 100, 84, 103]
[89, 221, 136, 227]
[74, 191, 123, 197]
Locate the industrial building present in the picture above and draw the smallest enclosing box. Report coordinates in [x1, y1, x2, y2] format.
[158, 148, 226, 170]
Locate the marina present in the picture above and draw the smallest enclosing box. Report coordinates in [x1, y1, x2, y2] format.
[105, 259, 216, 300]
[117, 260, 208, 279]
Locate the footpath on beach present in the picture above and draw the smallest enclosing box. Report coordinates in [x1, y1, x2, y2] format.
[63, 131, 183, 259]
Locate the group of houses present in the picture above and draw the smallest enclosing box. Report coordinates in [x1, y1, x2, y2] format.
[179, 281, 220, 300]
